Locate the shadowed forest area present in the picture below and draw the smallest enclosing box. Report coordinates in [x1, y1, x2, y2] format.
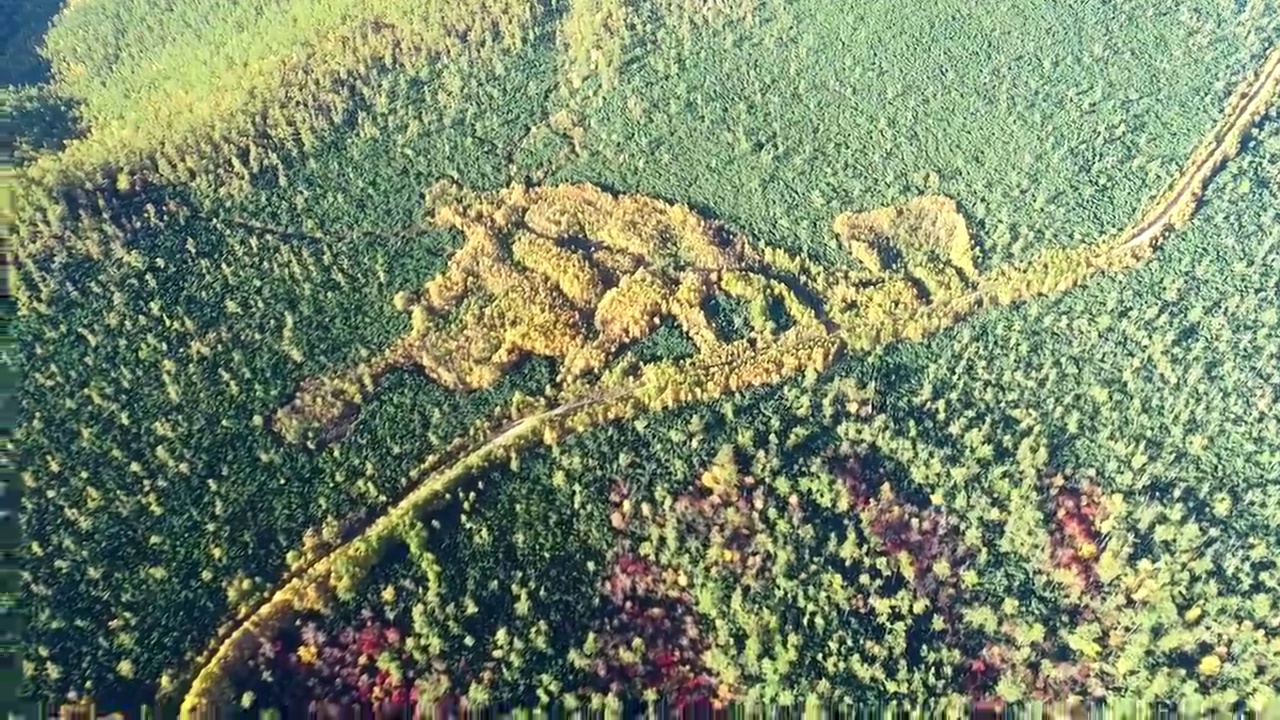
[1, 0, 62, 86]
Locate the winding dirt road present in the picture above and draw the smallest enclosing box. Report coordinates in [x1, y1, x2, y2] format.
[178, 390, 621, 715]
[179, 43, 1280, 717]
[1111, 44, 1280, 255]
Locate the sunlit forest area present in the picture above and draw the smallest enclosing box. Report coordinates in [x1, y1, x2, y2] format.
[8, 0, 1280, 715]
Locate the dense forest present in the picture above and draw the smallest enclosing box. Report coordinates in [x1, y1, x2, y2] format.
[9, 0, 1280, 715]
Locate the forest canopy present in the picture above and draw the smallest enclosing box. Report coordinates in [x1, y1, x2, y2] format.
[10, 0, 1280, 715]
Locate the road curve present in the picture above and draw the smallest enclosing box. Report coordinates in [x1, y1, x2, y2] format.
[178, 390, 619, 716]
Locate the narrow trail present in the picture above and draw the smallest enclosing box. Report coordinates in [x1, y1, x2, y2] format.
[1111, 44, 1280, 254]
[179, 44, 1280, 717]
[936, 44, 1280, 316]
[178, 389, 622, 716]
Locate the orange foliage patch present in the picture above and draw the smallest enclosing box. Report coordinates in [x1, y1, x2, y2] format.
[1045, 473, 1108, 595]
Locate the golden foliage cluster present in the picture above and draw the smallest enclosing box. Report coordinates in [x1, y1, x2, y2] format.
[277, 107, 1279, 445]
[558, 0, 631, 95]
[276, 181, 834, 442]
[820, 195, 981, 334]
[833, 195, 978, 293]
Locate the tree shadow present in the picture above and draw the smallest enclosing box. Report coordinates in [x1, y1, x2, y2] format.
[4, 87, 80, 157]
[3, 0, 64, 87]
